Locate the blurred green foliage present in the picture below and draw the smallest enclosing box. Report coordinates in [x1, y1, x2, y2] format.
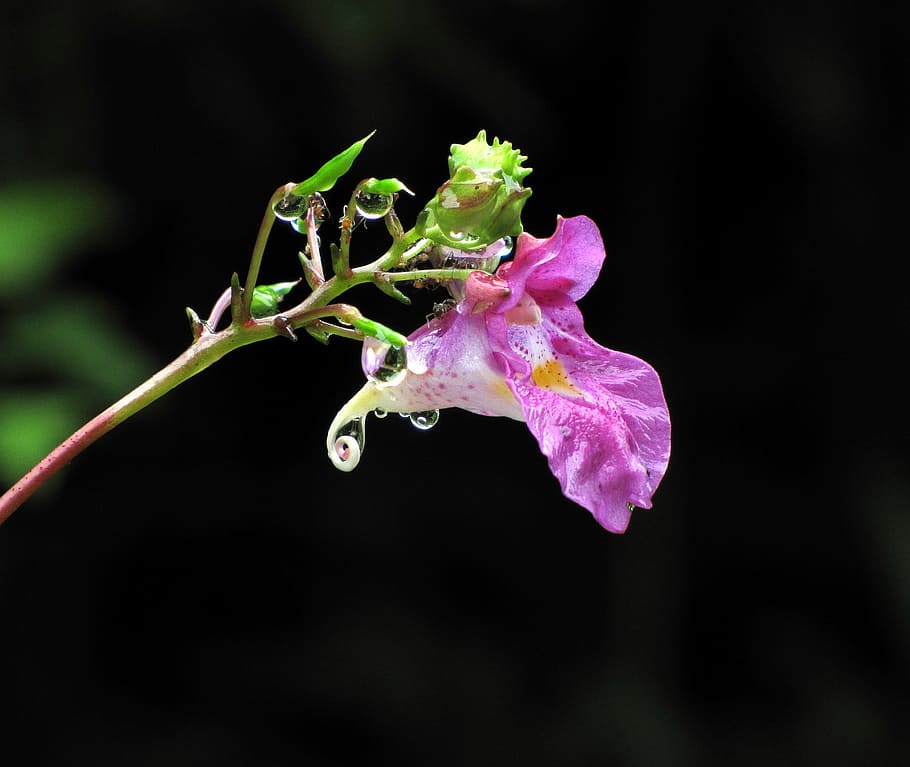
[0, 180, 153, 487]
[0, 180, 112, 297]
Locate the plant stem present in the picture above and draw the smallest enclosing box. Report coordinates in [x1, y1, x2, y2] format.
[0, 210, 471, 527]
[0, 261, 465, 526]
[240, 186, 286, 322]
[0, 319, 279, 527]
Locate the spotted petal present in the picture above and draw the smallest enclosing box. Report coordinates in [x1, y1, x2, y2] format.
[327, 309, 522, 471]
[498, 305, 670, 531]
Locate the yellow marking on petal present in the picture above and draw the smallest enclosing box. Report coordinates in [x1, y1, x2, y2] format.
[532, 358, 582, 397]
[493, 376, 520, 404]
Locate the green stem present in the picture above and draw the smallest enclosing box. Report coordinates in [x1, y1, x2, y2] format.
[0, 219, 471, 527]
[240, 186, 286, 323]
[0, 318, 280, 527]
[378, 267, 475, 284]
[0, 256, 470, 524]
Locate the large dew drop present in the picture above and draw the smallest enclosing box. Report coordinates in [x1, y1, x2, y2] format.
[330, 417, 365, 472]
[355, 190, 394, 220]
[272, 191, 308, 221]
[363, 341, 408, 388]
[409, 410, 439, 430]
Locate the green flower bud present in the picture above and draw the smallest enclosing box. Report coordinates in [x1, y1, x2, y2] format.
[416, 130, 532, 249]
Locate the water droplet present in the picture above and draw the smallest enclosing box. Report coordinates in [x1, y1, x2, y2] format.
[448, 230, 465, 241]
[330, 417, 365, 472]
[409, 410, 439, 430]
[363, 340, 408, 387]
[273, 191, 307, 221]
[355, 190, 394, 219]
[373, 408, 387, 419]
[398, 412, 411, 419]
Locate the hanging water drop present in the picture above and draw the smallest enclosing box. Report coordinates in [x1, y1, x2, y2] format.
[409, 410, 439, 430]
[373, 408, 388, 419]
[355, 190, 394, 219]
[363, 339, 408, 388]
[330, 417, 365, 472]
[273, 190, 308, 221]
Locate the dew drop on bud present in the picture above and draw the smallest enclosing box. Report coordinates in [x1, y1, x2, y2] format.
[355, 190, 394, 220]
[409, 410, 439, 430]
[373, 408, 387, 419]
[330, 417, 365, 472]
[363, 339, 408, 388]
[273, 191, 308, 221]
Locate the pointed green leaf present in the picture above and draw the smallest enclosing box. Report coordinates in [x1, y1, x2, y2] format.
[349, 316, 409, 347]
[372, 273, 412, 305]
[360, 177, 414, 196]
[250, 280, 300, 318]
[292, 131, 376, 197]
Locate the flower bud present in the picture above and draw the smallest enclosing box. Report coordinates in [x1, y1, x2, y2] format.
[416, 131, 532, 250]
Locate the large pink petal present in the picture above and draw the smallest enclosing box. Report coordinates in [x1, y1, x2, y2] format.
[492, 302, 670, 532]
[496, 215, 606, 312]
[508, 381, 647, 532]
[520, 301, 671, 489]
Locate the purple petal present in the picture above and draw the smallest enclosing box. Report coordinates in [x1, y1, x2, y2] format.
[496, 215, 606, 312]
[563, 345, 671, 496]
[375, 310, 524, 420]
[518, 301, 671, 490]
[493, 303, 670, 532]
[509, 381, 645, 532]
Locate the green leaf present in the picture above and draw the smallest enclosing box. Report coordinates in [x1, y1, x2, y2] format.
[250, 280, 300, 318]
[349, 316, 409, 348]
[360, 177, 414, 196]
[372, 274, 412, 305]
[292, 131, 376, 197]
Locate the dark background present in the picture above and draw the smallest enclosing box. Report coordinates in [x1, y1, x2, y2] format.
[2, 1, 907, 764]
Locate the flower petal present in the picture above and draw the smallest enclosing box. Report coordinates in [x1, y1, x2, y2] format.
[496, 215, 606, 312]
[509, 383, 640, 531]
[562, 346, 671, 498]
[329, 310, 523, 449]
[398, 310, 523, 419]
[493, 302, 670, 531]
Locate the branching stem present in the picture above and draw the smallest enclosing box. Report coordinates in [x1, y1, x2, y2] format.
[0, 182, 480, 527]
[0, 265, 471, 527]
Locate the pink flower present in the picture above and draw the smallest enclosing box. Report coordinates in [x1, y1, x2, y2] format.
[327, 215, 671, 532]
